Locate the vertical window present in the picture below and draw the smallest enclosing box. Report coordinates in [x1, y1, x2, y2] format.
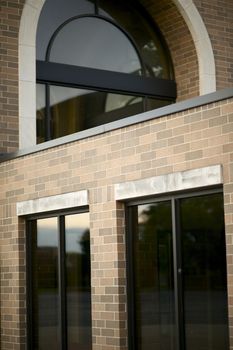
[27, 211, 91, 350]
[127, 191, 229, 350]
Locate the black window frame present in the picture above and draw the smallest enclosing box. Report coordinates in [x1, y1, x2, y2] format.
[125, 186, 229, 350]
[36, 0, 177, 141]
[26, 207, 91, 350]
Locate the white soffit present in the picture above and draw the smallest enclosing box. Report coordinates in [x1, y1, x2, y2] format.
[17, 190, 88, 216]
[115, 165, 222, 201]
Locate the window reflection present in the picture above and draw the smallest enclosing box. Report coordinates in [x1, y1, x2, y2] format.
[36, 0, 175, 142]
[98, 0, 172, 79]
[36, 83, 46, 143]
[130, 194, 229, 350]
[41, 85, 145, 140]
[36, 84, 173, 142]
[31, 217, 59, 350]
[30, 212, 92, 350]
[49, 17, 142, 74]
[180, 194, 229, 350]
[36, 0, 95, 60]
[65, 213, 91, 350]
[133, 202, 175, 350]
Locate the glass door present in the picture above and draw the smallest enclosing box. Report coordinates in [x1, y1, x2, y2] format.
[130, 201, 176, 350]
[128, 191, 229, 350]
[180, 194, 229, 350]
[27, 211, 91, 350]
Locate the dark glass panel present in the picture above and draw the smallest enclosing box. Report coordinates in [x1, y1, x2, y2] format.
[49, 85, 144, 139]
[146, 97, 173, 110]
[36, 0, 94, 60]
[99, 0, 172, 79]
[133, 202, 175, 350]
[36, 84, 173, 142]
[180, 193, 229, 350]
[49, 17, 141, 74]
[36, 83, 46, 143]
[31, 217, 59, 350]
[65, 213, 91, 350]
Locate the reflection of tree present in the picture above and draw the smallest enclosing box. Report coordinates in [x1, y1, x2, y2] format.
[134, 202, 173, 291]
[134, 193, 226, 292]
[66, 229, 90, 289]
[180, 194, 226, 290]
[80, 229, 90, 256]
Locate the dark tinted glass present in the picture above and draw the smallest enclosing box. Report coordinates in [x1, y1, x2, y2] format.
[129, 193, 229, 350]
[48, 85, 144, 139]
[36, 83, 46, 143]
[36, 84, 173, 142]
[31, 218, 59, 350]
[132, 202, 175, 350]
[36, 0, 94, 60]
[49, 17, 141, 74]
[98, 0, 172, 79]
[65, 213, 91, 350]
[180, 193, 229, 350]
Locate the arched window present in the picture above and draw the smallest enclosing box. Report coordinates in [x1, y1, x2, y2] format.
[36, 0, 176, 143]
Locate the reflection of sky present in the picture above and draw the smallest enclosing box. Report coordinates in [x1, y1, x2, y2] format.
[37, 213, 89, 253]
[50, 17, 141, 74]
[36, 84, 94, 110]
[138, 204, 150, 224]
[36, 84, 140, 112]
[37, 0, 95, 60]
[37, 3, 141, 74]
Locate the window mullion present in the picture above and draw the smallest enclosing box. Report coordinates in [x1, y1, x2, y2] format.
[26, 221, 34, 350]
[37, 60, 177, 100]
[94, 0, 99, 15]
[58, 215, 67, 350]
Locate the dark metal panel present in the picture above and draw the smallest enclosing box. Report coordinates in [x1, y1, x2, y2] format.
[172, 198, 185, 350]
[58, 216, 67, 350]
[26, 220, 33, 350]
[123, 186, 223, 207]
[125, 206, 136, 350]
[36, 60, 177, 99]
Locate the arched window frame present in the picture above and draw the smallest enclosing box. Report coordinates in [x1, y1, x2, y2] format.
[36, 0, 177, 141]
[19, 0, 216, 149]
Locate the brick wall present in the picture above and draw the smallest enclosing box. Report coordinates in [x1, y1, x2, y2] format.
[194, 0, 233, 90]
[0, 97, 233, 349]
[0, 0, 24, 153]
[141, 0, 200, 101]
